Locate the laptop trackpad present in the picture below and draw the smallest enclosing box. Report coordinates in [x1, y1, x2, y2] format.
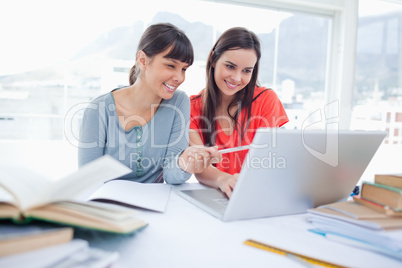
[179, 188, 229, 216]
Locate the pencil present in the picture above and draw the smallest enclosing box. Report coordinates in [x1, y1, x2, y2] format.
[218, 145, 250, 154]
[244, 239, 347, 268]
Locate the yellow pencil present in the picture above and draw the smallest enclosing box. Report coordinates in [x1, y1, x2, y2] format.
[244, 239, 347, 268]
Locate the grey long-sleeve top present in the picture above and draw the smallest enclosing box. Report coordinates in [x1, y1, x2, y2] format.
[78, 88, 191, 184]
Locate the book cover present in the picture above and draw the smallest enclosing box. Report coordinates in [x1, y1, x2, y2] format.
[308, 201, 402, 230]
[375, 174, 402, 189]
[353, 195, 402, 216]
[0, 226, 73, 257]
[0, 238, 119, 268]
[361, 182, 402, 210]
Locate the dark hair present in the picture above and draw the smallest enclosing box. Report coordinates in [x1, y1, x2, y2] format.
[200, 27, 261, 146]
[129, 23, 194, 85]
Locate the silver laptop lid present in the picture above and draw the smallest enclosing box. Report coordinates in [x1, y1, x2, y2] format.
[223, 128, 386, 221]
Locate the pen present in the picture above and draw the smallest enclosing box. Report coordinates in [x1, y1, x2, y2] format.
[218, 145, 250, 154]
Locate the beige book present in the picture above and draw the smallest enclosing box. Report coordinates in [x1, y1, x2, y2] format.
[0, 227, 73, 257]
[375, 173, 402, 189]
[308, 200, 402, 230]
[0, 156, 147, 234]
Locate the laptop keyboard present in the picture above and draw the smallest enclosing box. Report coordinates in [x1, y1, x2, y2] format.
[213, 198, 229, 207]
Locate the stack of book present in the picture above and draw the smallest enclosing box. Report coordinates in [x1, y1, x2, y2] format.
[356, 174, 402, 215]
[0, 225, 119, 267]
[0, 155, 173, 266]
[307, 174, 402, 260]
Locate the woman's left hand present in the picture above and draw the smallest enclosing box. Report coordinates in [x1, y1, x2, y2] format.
[178, 146, 222, 174]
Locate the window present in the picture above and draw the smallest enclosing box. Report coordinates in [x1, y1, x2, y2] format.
[352, 0, 402, 145]
[349, 0, 402, 179]
[4, 0, 399, 180]
[0, 0, 332, 141]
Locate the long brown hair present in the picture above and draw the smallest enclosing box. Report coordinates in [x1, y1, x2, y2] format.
[129, 23, 194, 85]
[199, 27, 261, 146]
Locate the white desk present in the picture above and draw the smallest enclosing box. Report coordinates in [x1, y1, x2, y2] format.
[74, 183, 401, 268]
[1, 140, 401, 267]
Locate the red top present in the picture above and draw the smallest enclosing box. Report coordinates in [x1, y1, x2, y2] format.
[190, 86, 289, 174]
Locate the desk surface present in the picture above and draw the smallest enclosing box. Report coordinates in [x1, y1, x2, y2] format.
[1, 141, 401, 267]
[74, 183, 401, 268]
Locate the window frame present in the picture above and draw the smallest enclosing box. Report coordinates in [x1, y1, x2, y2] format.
[206, 0, 359, 129]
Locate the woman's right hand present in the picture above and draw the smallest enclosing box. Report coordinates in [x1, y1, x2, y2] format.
[178, 145, 222, 174]
[216, 173, 239, 198]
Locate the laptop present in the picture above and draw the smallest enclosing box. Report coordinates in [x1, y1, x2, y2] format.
[178, 128, 386, 221]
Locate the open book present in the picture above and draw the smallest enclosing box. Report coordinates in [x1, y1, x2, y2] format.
[0, 155, 147, 234]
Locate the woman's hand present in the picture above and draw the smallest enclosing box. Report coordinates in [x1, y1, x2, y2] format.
[216, 173, 239, 198]
[178, 146, 222, 174]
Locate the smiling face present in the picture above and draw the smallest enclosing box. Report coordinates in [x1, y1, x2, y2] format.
[140, 47, 190, 100]
[213, 48, 257, 99]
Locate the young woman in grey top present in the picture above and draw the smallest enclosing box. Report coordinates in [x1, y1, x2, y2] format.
[78, 23, 220, 184]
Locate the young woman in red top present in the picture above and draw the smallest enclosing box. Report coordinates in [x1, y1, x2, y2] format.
[190, 27, 288, 197]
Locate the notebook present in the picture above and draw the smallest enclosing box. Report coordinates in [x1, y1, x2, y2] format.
[178, 128, 386, 221]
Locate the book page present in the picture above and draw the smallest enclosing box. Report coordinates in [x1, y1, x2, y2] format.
[0, 165, 50, 210]
[51, 201, 138, 221]
[0, 187, 15, 204]
[29, 155, 131, 208]
[88, 180, 172, 212]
